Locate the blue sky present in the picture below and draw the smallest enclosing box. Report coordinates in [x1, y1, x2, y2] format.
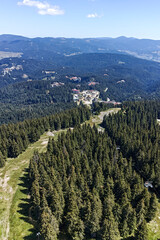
[0, 0, 160, 39]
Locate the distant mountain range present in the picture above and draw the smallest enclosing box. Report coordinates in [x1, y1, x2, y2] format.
[1, 34, 160, 103]
[1, 34, 160, 123]
[1, 34, 160, 62]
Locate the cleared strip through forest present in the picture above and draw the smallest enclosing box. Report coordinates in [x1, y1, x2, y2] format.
[0, 108, 119, 240]
[0, 131, 61, 240]
[2, 107, 160, 240]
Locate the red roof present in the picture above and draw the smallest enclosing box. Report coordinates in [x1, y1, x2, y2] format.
[72, 89, 79, 92]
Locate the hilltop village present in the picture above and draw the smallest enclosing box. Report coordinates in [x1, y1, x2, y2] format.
[72, 89, 121, 106]
[73, 89, 100, 105]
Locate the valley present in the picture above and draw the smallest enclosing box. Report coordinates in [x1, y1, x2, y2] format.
[1, 50, 160, 125]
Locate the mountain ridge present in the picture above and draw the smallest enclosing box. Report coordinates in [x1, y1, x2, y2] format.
[1, 34, 160, 62]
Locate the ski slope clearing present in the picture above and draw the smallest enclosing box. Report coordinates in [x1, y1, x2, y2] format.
[0, 132, 55, 240]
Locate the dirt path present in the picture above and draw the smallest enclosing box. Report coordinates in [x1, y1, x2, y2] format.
[90, 108, 121, 126]
[98, 108, 121, 122]
[0, 171, 14, 240]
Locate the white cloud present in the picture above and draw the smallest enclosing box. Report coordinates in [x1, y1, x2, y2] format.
[87, 13, 101, 18]
[17, 0, 64, 15]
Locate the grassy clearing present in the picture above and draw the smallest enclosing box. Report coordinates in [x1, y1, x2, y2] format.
[0, 132, 54, 240]
[148, 202, 160, 240]
[0, 128, 73, 240]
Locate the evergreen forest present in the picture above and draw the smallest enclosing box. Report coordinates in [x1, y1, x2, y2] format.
[27, 101, 160, 240]
[2, 51, 160, 125]
[0, 105, 91, 167]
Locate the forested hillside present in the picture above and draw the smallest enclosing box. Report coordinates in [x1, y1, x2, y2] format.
[0, 79, 76, 124]
[102, 101, 160, 191]
[1, 35, 160, 126]
[1, 53, 160, 89]
[1, 52, 160, 124]
[0, 100, 160, 239]
[29, 122, 157, 240]
[0, 105, 91, 167]
[1, 34, 160, 61]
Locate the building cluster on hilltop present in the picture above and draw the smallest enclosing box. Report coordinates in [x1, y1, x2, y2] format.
[73, 89, 100, 105]
[72, 89, 122, 106]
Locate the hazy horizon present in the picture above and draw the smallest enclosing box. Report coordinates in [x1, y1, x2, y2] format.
[1, 33, 160, 41]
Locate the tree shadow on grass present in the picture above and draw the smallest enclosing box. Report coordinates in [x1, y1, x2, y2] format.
[17, 168, 39, 240]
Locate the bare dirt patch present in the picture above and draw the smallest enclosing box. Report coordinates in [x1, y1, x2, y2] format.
[41, 140, 49, 145]
[46, 131, 54, 137]
[0, 175, 10, 190]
